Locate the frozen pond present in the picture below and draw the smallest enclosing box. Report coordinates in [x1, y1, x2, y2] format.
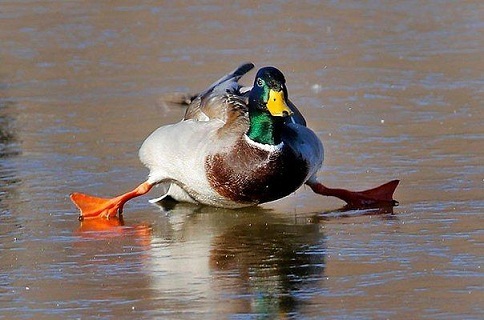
[0, 1, 482, 319]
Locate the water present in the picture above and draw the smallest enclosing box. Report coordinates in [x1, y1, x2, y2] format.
[1, 1, 483, 319]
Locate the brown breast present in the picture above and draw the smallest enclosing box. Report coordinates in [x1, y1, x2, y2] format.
[205, 137, 309, 204]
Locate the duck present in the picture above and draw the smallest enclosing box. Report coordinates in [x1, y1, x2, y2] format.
[71, 63, 399, 220]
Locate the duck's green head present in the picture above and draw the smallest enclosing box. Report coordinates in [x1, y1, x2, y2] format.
[246, 67, 293, 145]
[249, 67, 293, 117]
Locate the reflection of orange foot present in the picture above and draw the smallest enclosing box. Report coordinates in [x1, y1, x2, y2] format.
[133, 224, 152, 239]
[78, 216, 125, 232]
[77, 216, 152, 244]
[70, 181, 153, 220]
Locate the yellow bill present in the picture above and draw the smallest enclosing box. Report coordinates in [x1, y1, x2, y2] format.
[267, 89, 293, 117]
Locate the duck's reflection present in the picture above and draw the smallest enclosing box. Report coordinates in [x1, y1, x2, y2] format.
[145, 203, 326, 317]
[209, 217, 325, 316]
[73, 201, 398, 317]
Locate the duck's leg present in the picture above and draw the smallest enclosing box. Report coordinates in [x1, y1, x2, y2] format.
[306, 178, 399, 209]
[70, 181, 153, 220]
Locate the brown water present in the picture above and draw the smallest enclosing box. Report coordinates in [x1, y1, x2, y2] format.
[1, 1, 483, 319]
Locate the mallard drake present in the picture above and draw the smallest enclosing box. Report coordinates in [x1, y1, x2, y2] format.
[71, 63, 399, 220]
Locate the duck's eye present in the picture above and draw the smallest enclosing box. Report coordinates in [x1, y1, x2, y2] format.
[256, 78, 264, 87]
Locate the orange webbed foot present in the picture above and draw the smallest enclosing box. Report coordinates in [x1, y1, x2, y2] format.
[355, 180, 400, 206]
[308, 179, 400, 209]
[70, 181, 154, 220]
[70, 193, 124, 220]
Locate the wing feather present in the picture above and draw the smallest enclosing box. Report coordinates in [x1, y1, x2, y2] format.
[184, 63, 254, 121]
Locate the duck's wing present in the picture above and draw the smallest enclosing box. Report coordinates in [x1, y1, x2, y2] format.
[201, 62, 255, 97]
[184, 63, 254, 121]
